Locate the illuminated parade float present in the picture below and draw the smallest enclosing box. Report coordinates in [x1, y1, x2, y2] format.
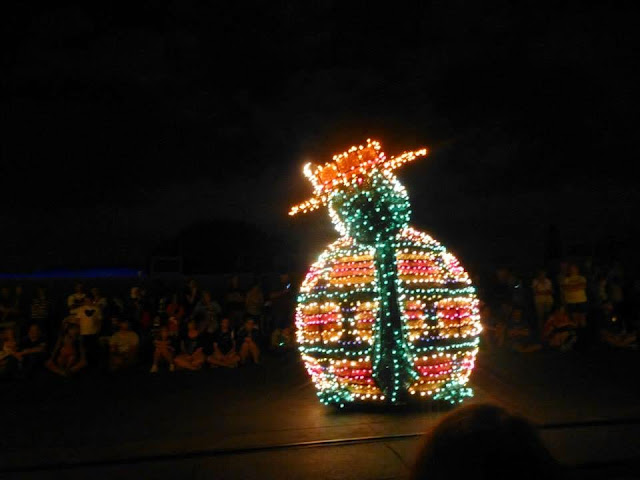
[290, 139, 481, 406]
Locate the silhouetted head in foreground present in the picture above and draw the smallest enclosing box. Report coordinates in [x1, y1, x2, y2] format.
[411, 404, 559, 480]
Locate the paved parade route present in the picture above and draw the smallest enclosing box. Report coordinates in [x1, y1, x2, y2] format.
[3, 350, 640, 479]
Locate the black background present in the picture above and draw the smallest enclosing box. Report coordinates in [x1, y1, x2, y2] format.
[2, 2, 638, 273]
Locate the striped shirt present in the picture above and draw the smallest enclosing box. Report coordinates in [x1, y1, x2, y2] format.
[30, 298, 51, 320]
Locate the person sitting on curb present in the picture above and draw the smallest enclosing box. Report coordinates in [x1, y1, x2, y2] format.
[543, 305, 577, 351]
[150, 325, 175, 372]
[208, 318, 239, 368]
[45, 323, 87, 377]
[108, 319, 139, 372]
[237, 317, 260, 365]
[174, 320, 205, 371]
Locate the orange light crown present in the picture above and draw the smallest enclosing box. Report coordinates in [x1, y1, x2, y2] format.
[289, 139, 428, 216]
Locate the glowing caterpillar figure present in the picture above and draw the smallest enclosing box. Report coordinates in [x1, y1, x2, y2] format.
[290, 139, 481, 406]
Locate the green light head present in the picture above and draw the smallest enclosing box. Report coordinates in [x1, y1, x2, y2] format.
[328, 169, 411, 246]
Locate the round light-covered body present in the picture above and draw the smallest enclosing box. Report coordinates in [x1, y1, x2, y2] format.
[296, 227, 481, 405]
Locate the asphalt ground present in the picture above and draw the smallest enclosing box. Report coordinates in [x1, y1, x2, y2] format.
[2, 348, 640, 479]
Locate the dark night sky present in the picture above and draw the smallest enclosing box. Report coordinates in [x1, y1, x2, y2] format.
[2, 2, 639, 273]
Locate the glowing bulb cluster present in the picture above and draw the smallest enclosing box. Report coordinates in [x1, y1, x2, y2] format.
[291, 140, 480, 406]
[289, 139, 428, 216]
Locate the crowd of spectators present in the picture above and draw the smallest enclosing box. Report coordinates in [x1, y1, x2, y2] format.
[3, 256, 639, 380]
[0, 275, 295, 379]
[481, 258, 640, 353]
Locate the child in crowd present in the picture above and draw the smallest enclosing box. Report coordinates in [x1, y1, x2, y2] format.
[108, 319, 139, 372]
[150, 326, 175, 372]
[506, 309, 542, 353]
[46, 323, 87, 376]
[208, 318, 239, 368]
[238, 317, 260, 364]
[174, 320, 205, 370]
[18, 324, 48, 377]
[543, 305, 577, 351]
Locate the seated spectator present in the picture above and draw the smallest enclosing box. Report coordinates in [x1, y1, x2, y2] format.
[531, 269, 554, 334]
[411, 404, 559, 480]
[67, 282, 87, 314]
[208, 318, 239, 368]
[0, 327, 20, 377]
[17, 324, 48, 377]
[108, 319, 139, 372]
[46, 323, 87, 377]
[166, 293, 185, 320]
[562, 264, 588, 327]
[506, 309, 542, 353]
[543, 305, 577, 351]
[598, 301, 637, 349]
[174, 320, 205, 371]
[238, 317, 260, 364]
[150, 326, 175, 373]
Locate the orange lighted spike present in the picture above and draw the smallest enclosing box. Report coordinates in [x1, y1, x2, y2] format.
[289, 139, 428, 216]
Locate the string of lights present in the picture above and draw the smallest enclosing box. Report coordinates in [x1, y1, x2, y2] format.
[291, 140, 481, 406]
